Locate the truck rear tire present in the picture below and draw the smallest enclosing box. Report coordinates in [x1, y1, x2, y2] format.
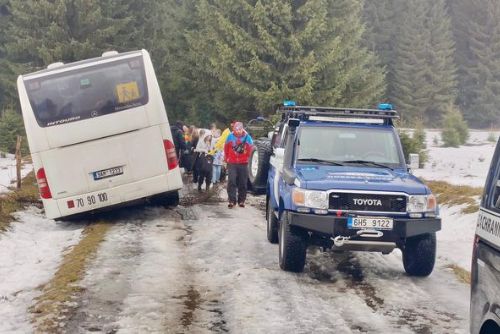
[248, 140, 272, 194]
[402, 233, 436, 277]
[279, 212, 307, 272]
[266, 196, 278, 244]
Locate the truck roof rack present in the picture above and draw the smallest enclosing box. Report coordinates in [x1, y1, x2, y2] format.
[277, 105, 399, 125]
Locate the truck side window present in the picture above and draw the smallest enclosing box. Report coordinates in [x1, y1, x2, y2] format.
[280, 127, 288, 148]
[487, 158, 500, 213]
[272, 125, 283, 148]
[494, 180, 500, 210]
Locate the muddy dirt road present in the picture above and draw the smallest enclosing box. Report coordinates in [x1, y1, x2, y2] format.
[0, 186, 469, 333]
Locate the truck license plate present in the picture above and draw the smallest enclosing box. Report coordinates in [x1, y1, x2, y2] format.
[348, 216, 393, 230]
[93, 166, 124, 180]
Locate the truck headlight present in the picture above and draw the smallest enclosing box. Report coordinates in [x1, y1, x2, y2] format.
[407, 194, 437, 213]
[292, 188, 328, 210]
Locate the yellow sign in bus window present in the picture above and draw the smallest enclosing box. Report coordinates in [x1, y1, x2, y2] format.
[115, 81, 140, 104]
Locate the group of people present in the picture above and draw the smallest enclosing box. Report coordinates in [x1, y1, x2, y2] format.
[170, 120, 254, 208]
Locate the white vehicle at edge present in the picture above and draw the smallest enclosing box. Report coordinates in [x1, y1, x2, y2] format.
[17, 49, 182, 220]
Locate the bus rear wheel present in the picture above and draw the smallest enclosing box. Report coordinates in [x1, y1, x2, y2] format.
[151, 190, 180, 207]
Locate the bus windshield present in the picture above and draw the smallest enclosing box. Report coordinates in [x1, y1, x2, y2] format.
[24, 56, 148, 127]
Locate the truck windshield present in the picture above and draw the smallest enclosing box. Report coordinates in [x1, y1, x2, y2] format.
[24, 56, 148, 127]
[297, 126, 403, 168]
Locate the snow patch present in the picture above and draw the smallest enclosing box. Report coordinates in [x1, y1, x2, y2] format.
[413, 129, 498, 188]
[0, 208, 83, 333]
[0, 153, 32, 194]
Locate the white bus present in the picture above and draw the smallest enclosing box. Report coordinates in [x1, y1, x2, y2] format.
[17, 50, 183, 220]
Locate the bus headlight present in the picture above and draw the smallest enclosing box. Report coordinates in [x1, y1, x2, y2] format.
[407, 194, 437, 213]
[292, 188, 328, 210]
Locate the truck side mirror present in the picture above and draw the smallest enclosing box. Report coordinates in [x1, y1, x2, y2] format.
[288, 118, 300, 128]
[409, 153, 419, 169]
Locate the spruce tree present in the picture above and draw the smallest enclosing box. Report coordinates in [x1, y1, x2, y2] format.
[5, 0, 175, 113]
[425, 0, 458, 124]
[450, 0, 500, 127]
[6, 0, 131, 68]
[362, 0, 401, 98]
[391, 0, 430, 124]
[186, 0, 385, 117]
[391, 0, 456, 125]
[0, 0, 16, 113]
[156, 0, 225, 125]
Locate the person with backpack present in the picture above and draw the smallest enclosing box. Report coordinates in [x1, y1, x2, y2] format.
[224, 121, 253, 208]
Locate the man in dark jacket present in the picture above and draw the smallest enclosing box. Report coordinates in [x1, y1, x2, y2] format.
[170, 121, 187, 164]
[224, 121, 253, 208]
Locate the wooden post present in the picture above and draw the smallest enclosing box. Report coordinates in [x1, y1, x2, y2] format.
[16, 136, 22, 189]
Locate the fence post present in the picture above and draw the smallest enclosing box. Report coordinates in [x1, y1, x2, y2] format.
[16, 136, 22, 189]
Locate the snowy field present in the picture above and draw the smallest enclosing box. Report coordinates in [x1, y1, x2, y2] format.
[413, 129, 499, 187]
[0, 130, 496, 333]
[0, 153, 33, 194]
[412, 130, 498, 271]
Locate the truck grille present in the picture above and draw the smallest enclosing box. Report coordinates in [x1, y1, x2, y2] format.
[329, 193, 407, 213]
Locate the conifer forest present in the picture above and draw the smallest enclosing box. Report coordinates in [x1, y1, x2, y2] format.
[0, 0, 499, 129]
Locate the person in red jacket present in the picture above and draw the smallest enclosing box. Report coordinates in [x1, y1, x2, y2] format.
[224, 121, 254, 208]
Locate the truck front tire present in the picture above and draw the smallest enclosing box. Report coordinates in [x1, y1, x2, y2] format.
[402, 233, 436, 277]
[279, 212, 307, 272]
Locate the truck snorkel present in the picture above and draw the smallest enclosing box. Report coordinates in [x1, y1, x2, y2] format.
[282, 118, 300, 185]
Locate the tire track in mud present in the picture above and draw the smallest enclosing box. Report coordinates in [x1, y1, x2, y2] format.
[63, 187, 229, 334]
[330, 251, 464, 333]
[301, 248, 466, 334]
[64, 217, 146, 334]
[31, 221, 112, 333]
[172, 204, 229, 333]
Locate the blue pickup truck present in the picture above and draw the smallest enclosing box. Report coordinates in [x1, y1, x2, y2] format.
[264, 103, 441, 275]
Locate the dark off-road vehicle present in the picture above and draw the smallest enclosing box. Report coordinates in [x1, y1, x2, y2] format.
[470, 138, 500, 334]
[252, 102, 441, 275]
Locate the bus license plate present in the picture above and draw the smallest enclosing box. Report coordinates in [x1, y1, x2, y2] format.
[347, 216, 393, 230]
[93, 166, 124, 180]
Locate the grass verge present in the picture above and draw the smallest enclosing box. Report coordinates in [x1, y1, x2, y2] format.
[445, 264, 471, 285]
[424, 180, 483, 214]
[0, 171, 40, 231]
[31, 222, 111, 333]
